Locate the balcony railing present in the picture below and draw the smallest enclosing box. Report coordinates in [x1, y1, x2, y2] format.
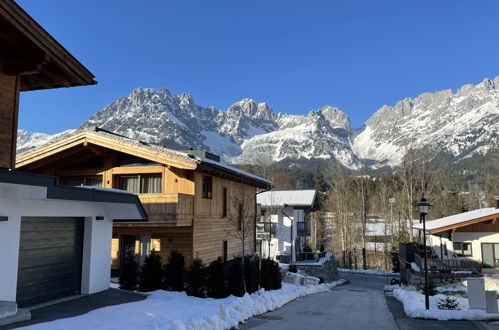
[414, 253, 481, 272]
[139, 193, 194, 226]
[296, 221, 310, 237]
[256, 222, 276, 240]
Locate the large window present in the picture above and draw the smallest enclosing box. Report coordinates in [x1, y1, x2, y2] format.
[119, 174, 162, 194]
[60, 176, 102, 187]
[482, 243, 499, 268]
[453, 242, 472, 257]
[202, 175, 213, 199]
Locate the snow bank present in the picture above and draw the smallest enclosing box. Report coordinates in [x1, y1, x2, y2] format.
[392, 286, 499, 321]
[338, 268, 399, 276]
[21, 282, 346, 330]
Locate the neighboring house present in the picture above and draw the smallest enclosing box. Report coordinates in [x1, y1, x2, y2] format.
[256, 190, 320, 262]
[16, 128, 272, 271]
[413, 201, 499, 271]
[0, 0, 146, 312]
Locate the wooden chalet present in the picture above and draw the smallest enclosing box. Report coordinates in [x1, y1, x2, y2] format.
[0, 0, 145, 314]
[16, 128, 272, 270]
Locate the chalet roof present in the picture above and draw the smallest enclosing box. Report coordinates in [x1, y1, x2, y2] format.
[0, 0, 96, 90]
[257, 189, 318, 208]
[413, 208, 499, 234]
[16, 128, 272, 189]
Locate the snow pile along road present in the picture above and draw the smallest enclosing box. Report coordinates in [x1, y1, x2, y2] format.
[21, 282, 346, 330]
[392, 286, 499, 321]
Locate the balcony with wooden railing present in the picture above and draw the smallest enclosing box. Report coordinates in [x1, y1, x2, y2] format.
[138, 193, 194, 226]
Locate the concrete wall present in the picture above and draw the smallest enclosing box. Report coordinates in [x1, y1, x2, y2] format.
[0, 182, 141, 303]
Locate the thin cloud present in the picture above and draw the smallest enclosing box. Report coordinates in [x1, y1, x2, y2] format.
[277, 68, 308, 81]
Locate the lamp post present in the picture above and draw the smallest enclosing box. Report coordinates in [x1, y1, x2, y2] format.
[416, 196, 432, 310]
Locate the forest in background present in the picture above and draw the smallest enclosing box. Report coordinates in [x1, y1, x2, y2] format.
[237, 148, 499, 270]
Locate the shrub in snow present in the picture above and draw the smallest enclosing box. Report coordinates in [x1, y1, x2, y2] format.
[227, 257, 246, 297]
[206, 257, 228, 298]
[261, 258, 282, 291]
[288, 264, 297, 273]
[163, 250, 185, 291]
[185, 258, 206, 298]
[437, 294, 461, 310]
[244, 256, 260, 294]
[138, 251, 163, 292]
[119, 251, 139, 290]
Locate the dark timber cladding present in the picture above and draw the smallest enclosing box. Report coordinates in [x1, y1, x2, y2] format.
[16, 217, 84, 307]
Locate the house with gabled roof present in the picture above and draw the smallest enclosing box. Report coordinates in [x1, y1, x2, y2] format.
[414, 201, 499, 272]
[0, 0, 146, 318]
[16, 127, 272, 272]
[256, 189, 320, 262]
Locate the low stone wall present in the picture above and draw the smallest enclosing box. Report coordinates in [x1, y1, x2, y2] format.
[292, 253, 339, 283]
[282, 271, 320, 286]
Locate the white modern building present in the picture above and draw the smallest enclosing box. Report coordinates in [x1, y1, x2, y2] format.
[257, 190, 319, 262]
[414, 203, 499, 271]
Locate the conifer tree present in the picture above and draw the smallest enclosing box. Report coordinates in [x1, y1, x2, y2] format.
[163, 250, 185, 291]
[119, 252, 139, 291]
[138, 251, 163, 292]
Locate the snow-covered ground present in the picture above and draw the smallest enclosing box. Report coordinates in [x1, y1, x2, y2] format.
[389, 285, 499, 321]
[20, 281, 346, 330]
[338, 268, 399, 276]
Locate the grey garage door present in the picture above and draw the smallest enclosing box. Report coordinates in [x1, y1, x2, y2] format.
[16, 217, 84, 307]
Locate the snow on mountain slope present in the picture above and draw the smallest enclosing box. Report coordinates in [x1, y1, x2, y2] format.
[16, 129, 75, 154]
[17, 77, 499, 169]
[353, 77, 499, 166]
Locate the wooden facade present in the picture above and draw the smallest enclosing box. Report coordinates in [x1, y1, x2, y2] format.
[16, 129, 271, 269]
[0, 0, 96, 170]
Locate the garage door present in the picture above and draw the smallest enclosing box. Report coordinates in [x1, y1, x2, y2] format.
[16, 217, 84, 307]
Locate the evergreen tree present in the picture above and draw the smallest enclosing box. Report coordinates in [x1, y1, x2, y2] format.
[437, 294, 461, 310]
[185, 258, 206, 298]
[119, 252, 139, 291]
[163, 250, 185, 291]
[243, 256, 260, 294]
[138, 251, 163, 292]
[206, 257, 228, 298]
[261, 258, 282, 291]
[227, 257, 246, 297]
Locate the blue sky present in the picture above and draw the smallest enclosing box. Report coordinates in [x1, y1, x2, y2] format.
[17, 0, 499, 133]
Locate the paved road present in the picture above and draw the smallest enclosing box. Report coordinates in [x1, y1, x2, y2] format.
[241, 272, 480, 330]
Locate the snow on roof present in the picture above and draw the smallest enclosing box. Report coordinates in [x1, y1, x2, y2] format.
[257, 190, 317, 207]
[413, 208, 499, 232]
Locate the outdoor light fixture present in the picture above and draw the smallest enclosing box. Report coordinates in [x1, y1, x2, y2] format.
[0, 216, 7, 221]
[416, 196, 432, 310]
[96, 216, 105, 221]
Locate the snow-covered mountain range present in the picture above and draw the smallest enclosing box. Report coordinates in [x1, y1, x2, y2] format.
[17, 77, 499, 169]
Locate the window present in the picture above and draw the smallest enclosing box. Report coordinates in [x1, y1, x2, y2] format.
[151, 238, 161, 252]
[119, 174, 161, 194]
[453, 242, 472, 257]
[222, 187, 227, 217]
[202, 175, 212, 199]
[60, 176, 102, 187]
[482, 243, 499, 268]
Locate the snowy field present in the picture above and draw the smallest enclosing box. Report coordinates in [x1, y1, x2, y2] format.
[20, 281, 346, 330]
[338, 268, 399, 276]
[389, 285, 499, 321]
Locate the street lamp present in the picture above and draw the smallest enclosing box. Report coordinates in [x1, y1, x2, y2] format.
[416, 196, 432, 310]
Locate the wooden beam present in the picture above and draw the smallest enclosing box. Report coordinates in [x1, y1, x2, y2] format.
[1, 54, 48, 75]
[430, 214, 499, 234]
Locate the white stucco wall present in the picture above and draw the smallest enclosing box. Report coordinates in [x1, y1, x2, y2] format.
[0, 182, 142, 303]
[429, 232, 499, 262]
[261, 207, 303, 262]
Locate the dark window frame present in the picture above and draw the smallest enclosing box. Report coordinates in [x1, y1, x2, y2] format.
[453, 241, 472, 257]
[222, 187, 228, 217]
[202, 175, 213, 199]
[118, 173, 162, 194]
